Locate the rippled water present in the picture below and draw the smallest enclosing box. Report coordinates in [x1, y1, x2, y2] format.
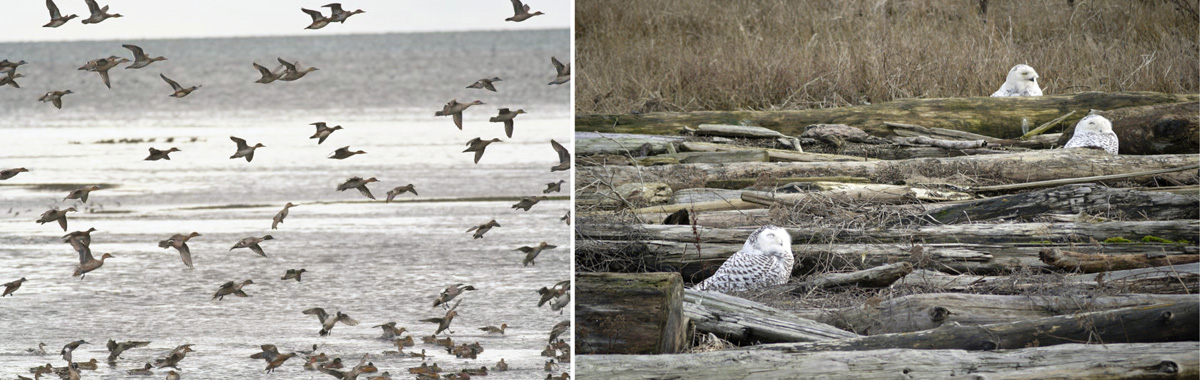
[0, 30, 571, 379]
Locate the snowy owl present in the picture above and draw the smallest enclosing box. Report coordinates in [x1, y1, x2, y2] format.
[1063, 114, 1119, 154]
[693, 225, 794, 293]
[991, 64, 1042, 97]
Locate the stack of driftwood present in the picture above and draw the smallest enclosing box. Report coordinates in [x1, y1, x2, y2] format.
[574, 92, 1199, 379]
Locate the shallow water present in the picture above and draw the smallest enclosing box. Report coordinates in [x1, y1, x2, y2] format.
[0, 30, 571, 380]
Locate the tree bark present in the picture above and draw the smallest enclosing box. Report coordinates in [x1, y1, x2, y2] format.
[793, 293, 1199, 335]
[576, 342, 1200, 380]
[576, 272, 687, 354]
[922, 184, 1200, 224]
[575, 91, 1198, 139]
[682, 289, 860, 345]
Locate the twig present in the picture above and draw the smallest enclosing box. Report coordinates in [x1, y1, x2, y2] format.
[1020, 110, 1076, 140]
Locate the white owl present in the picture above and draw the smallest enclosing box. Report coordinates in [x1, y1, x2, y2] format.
[693, 225, 794, 293]
[1063, 114, 1119, 154]
[991, 64, 1043, 97]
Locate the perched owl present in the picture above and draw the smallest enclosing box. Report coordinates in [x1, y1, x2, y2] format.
[693, 225, 794, 293]
[1063, 114, 1119, 154]
[991, 64, 1043, 97]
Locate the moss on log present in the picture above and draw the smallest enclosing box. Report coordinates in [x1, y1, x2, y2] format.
[577, 92, 1198, 138]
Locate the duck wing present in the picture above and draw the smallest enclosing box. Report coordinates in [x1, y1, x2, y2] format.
[509, 0, 524, 15]
[253, 63, 274, 80]
[230, 136, 249, 150]
[504, 120, 514, 138]
[276, 57, 298, 73]
[551, 56, 565, 74]
[122, 44, 146, 60]
[301, 8, 324, 22]
[84, 0, 100, 14]
[46, 0, 62, 18]
[551, 139, 569, 163]
[322, 3, 345, 14]
[356, 185, 375, 200]
[177, 242, 193, 268]
[160, 74, 182, 91]
[248, 243, 266, 257]
[52, 97, 63, 109]
[452, 112, 463, 130]
[473, 147, 486, 164]
[98, 70, 111, 89]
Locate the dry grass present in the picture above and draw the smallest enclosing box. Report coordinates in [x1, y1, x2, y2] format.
[576, 0, 1200, 113]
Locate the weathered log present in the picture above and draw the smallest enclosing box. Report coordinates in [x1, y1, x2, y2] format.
[793, 293, 1199, 335]
[576, 132, 683, 156]
[576, 91, 1198, 138]
[580, 149, 1200, 188]
[682, 289, 860, 345]
[971, 163, 1200, 192]
[745, 301, 1200, 353]
[1039, 247, 1200, 273]
[790, 262, 913, 293]
[637, 150, 769, 165]
[577, 220, 1200, 246]
[577, 239, 1196, 280]
[576, 272, 687, 354]
[923, 183, 1200, 224]
[693, 124, 787, 138]
[577, 342, 1200, 380]
[671, 188, 765, 204]
[742, 182, 973, 206]
[897, 135, 988, 149]
[630, 199, 762, 214]
[704, 176, 872, 189]
[1057, 101, 1200, 155]
[886, 121, 1065, 149]
[679, 141, 869, 162]
[897, 263, 1200, 294]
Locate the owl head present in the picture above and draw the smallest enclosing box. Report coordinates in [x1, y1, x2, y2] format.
[1073, 114, 1114, 135]
[1005, 64, 1040, 89]
[746, 225, 793, 260]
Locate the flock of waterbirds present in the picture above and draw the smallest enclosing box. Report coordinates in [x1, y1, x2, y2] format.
[2, 1, 572, 379]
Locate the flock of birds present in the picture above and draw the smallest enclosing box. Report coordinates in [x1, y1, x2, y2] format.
[1, 1, 573, 379]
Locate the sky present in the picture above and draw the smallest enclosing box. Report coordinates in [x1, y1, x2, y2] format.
[0, 0, 571, 42]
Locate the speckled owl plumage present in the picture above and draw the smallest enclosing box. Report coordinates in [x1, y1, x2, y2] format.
[1063, 114, 1119, 154]
[693, 225, 794, 293]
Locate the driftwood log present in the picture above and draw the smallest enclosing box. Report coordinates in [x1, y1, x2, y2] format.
[789, 262, 914, 293]
[897, 263, 1200, 294]
[1039, 248, 1200, 273]
[578, 238, 1197, 281]
[580, 149, 1199, 188]
[682, 289, 859, 345]
[576, 272, 687, 354]
[1057, 101, 1200, 155]
[576, 342, 1200, 380]
[922, 183, 1200, 224]
[748, 301, 1197, 352]
[792, 293, 1199, 335]
[576, 91, 1198, 139]
[578, 220, 1200, 246]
